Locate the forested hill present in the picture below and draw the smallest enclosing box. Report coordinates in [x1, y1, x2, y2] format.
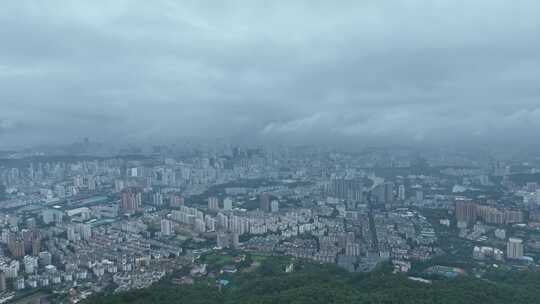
[85, 261, 540, 304]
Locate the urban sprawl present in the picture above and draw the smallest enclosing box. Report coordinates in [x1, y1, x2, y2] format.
[0, 146, 539, 303]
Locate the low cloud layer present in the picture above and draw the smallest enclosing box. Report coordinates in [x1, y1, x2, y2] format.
[1, 1, 539, 149]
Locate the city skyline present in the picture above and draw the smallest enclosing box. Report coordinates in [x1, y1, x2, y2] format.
[2, 2, 540, 302]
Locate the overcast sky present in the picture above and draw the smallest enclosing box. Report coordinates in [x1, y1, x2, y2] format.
[1, 1, 540, 149]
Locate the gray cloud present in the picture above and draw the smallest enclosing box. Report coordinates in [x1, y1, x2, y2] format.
[1, 0, 540, 149]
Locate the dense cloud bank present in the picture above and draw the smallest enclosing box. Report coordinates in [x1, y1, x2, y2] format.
[1, 1, 539, 148]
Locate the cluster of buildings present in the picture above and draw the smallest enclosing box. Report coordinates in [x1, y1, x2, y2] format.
[1, 145, 540, 301]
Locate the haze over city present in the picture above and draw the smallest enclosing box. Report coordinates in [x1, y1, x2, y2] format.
[2, 2, 540, 304]
[1, 1, 540, 149]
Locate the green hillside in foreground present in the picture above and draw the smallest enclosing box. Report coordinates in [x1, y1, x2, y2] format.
[84, 261, 540, 304]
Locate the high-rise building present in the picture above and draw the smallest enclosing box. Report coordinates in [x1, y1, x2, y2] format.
[217, 213, 229, 231]
[77, 223, 92, 240]
[346, 199, 356, 210]
[455, 199, 477, 225]
[8, 234, 25, 258]
[260, 193, 270, 212]
[24, 255, 38, 274]
[327, 178, 364, 202]
[161, 219, 172, 236]
[42, 209, 63, 225]
[271, 200, 279, 213]
[216, 232, 239, 249]
[0, 261, 19, 279]
[373, 182, 394, 204]
[194, 218, 206, 233]
[504, 210, 524, 224]
[478, 175, 490, 186]
[152, 192, 164, 206]
[415, 190, 423, 203]
[0, 271, 6, 292]
[384, 182, 395, 204]
[507, 237, 524, 260]
[114, 179, 125, 193]
[88, 176, 97, 191]
[398, 184, 406, 201]
[205, 215, 216, 232]
[477, 205, 505, 225]
[120, 187, 142, 212]
[345, 243, 362, 256]
[169, 193, 184, 208]
[526, 182, 538, 193]
[31, 237, 41, 256]
[0, 184, 5, 202]
[39, 251, 52, 266]
[229, 215, 248, 235]
[208, 197, 219, 211]
[231, 233, 240, 248]
[223, 197, 233, 210]
[217, 232, 230, 248]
